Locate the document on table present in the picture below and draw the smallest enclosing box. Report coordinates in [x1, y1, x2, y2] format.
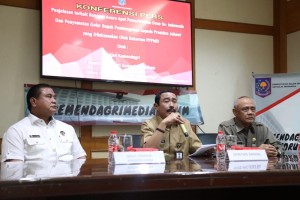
[189, 144, 216, 157]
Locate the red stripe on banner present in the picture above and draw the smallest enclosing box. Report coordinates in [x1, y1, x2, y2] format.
[256, 88, 300, 116]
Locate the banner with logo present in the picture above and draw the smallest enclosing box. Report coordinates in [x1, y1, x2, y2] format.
[252, 73, 300, 151]
[24, 85, 204, 126]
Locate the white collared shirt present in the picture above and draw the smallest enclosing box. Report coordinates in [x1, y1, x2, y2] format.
[1, 159, 86, 180]
[1, 114, 86, 162]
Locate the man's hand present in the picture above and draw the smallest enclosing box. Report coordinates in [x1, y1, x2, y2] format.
[162, 112, 185, 126]
[259, 144, 278, 157]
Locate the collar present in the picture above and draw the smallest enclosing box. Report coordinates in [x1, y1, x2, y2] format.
[155, 115, 164, 124]
[28, 113, 55, 125]
[233, 118, 254, 134]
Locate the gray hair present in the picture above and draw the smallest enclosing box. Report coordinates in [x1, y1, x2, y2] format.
[233, 96, 253, 108]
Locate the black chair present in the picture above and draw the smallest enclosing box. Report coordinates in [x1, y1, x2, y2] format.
[132, 134, 142, 148]
[197, 133, 217, 144]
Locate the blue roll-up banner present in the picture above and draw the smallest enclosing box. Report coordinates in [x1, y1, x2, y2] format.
[24, 85, 204, 126]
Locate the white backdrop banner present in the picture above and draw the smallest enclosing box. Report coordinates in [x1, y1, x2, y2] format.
[252, 73, 300, 151]
[24, 85, 204, 126]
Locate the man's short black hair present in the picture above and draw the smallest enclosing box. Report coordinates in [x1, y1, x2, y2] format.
[155, 90, 177, 105]
[26, 83, 52, 112]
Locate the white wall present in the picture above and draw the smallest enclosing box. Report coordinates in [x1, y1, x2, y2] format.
[0, 6, 40, 137]
[194, 0, 274, 132]
[1, 0, 299, 139]
[195, 0, 273, 26]
[195, 30, 273, 132]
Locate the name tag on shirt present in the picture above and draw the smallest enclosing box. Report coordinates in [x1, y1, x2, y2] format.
[29, 135, 40, 138]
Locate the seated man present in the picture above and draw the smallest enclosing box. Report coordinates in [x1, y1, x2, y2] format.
[218, 96, 283, 157]
[141, 90, 202, 159]
[1, 83, 87, 162]
[1, 159, 85, 180]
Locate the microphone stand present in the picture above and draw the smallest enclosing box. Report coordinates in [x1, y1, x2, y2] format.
[196, 124, 206, 134]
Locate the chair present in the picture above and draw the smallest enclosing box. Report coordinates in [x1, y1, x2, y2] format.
[197, 133, 217, 144]
[132, 134, 142, 148]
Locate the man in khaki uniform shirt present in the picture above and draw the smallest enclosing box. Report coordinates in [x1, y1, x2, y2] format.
[218, 96, 283, 157]
[141, 90, 202, 159]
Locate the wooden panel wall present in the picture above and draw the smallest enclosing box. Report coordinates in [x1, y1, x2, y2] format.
[286, 0, 300, 33]
[79, 82, 107, 159]
[0, 0, 40, 9]
[274, 0, 287, 73]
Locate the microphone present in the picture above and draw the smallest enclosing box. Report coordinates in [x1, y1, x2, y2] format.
[175, 112, 188, 138]
[179, 123, 189, 138]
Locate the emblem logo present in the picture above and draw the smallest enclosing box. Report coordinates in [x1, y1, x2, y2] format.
[255, 78, 271, 98]
[118, 0, 126, 6]
[176, 143, 182, 148]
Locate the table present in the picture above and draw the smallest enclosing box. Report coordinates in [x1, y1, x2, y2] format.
[0, 151, 299, 200]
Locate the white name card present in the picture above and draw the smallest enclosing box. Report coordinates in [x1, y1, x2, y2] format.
[227, 149, 268, 161]
[113, 151, 166, 165]
[228, 161, 268, 171]
[113, 164, 166, 175]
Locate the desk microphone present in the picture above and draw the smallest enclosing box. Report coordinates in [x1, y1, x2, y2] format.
[180, 123, 189, 138]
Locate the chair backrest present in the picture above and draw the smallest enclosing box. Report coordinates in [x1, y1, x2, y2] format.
[132, 134, 142, 148]
[197, 133, 217, 144]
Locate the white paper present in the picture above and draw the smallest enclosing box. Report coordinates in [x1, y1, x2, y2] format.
[189, 144, 216, 157]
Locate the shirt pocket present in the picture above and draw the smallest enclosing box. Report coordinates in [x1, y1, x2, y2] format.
[25, 137, 47, 155]
[26, 137, 46, 146]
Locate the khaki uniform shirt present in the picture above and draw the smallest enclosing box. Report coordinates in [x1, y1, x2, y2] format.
[218, 118, 283, 155]
[141, 115, 202, 158]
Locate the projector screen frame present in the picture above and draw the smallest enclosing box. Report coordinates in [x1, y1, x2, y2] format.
[40, 0, 194, 88]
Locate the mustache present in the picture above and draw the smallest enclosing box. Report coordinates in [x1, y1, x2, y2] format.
[167, 108, 176, 112]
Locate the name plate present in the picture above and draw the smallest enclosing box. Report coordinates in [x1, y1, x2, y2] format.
[227, 149, 268, 161]
[112, 163, 166, 175]
[228, 161, 268, 171]
[113, 151, 166, 165]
